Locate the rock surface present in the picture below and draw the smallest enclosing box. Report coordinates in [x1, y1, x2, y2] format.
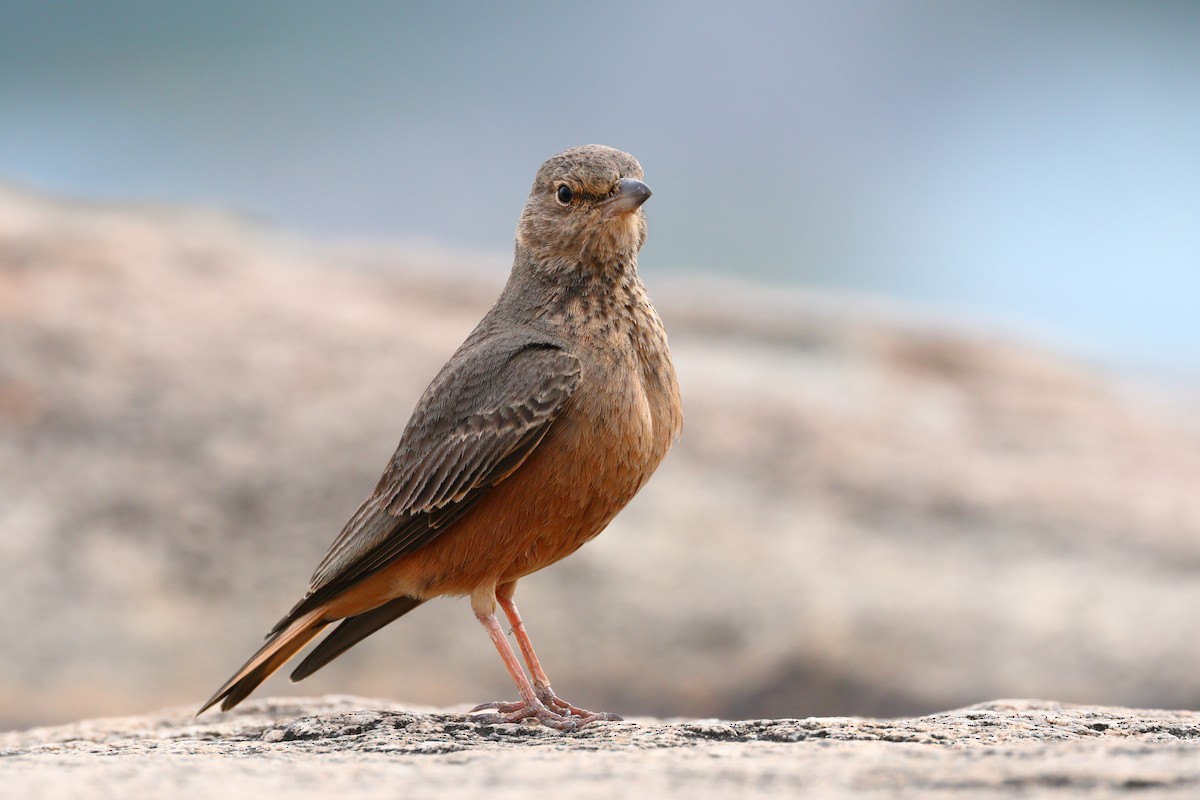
[2, 185, 1200, 732]
[3, 697, 1200, 799]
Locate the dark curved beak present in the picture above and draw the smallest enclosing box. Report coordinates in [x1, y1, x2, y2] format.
[601, 178, 652, 218]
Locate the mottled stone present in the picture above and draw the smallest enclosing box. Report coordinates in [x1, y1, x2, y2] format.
[2, 698, 1199, 799]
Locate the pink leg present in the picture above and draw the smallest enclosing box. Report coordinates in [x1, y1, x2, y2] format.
[492, 587, 622, 724]
[470, 610, 583, 731]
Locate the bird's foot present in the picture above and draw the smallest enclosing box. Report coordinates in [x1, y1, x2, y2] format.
[537, 686, 623, 723]
[469, 696, 620, 731]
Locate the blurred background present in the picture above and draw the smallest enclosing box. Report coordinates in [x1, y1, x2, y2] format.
[2, 1, 1199, 731]
[3, 1, 1199, 373]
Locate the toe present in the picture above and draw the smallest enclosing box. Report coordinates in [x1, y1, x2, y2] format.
[466, 696, 621, 731]
[469, 700, 524, 714]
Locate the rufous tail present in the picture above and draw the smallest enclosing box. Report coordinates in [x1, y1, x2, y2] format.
[198, 610, 328, 714]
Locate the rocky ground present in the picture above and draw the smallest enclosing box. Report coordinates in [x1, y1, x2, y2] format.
[2, 184, 1199, 744]
[3, 696, 1199, 799]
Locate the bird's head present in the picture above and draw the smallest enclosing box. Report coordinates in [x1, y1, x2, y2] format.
[516, 145, 651, 275]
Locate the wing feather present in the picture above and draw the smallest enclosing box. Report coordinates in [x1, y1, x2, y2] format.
[269, 342, 580, 633]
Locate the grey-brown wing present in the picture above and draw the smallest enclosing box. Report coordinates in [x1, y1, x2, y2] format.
[270, 342, 580, 632]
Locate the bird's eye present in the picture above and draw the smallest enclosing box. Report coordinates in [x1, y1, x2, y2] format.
[556, 185, 574, 205]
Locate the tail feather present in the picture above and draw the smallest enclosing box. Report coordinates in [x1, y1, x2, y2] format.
[198, 610, 328, 715]
[290, 595, 423, 682]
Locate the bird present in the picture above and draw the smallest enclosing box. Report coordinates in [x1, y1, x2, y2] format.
[199, 145, 682, 730]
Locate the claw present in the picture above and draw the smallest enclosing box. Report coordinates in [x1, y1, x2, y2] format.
[537, 687, 623, 722]
[469, 697, 581, 731]
[469, 700, 525, 714]
[468, 693, 621, 730]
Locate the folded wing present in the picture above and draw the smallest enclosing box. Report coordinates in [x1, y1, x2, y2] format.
[273, 341, 582, 634]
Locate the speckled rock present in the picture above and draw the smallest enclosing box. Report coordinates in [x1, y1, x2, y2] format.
[3, 697, 1199, 799]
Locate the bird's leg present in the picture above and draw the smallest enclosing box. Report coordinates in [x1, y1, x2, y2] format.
[468, 610, 584, 731]
[494, 587, 622, 724]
